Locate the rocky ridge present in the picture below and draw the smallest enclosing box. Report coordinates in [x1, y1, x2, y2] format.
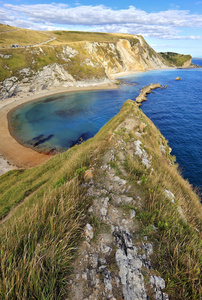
[66, 105, 172, 300]
[135, 83, 162, 104]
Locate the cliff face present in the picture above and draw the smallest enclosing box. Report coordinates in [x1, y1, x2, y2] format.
[0, 34, 169, 99]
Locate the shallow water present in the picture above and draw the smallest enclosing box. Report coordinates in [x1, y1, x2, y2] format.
[11, 68, 202, 191]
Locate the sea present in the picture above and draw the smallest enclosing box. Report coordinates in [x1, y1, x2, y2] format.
[10, 59, 202, 192]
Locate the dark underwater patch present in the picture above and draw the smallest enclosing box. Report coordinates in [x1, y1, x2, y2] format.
[69, 132, 91, 148]
[31, 134, 54, 147]
[55, 108, 83, 118]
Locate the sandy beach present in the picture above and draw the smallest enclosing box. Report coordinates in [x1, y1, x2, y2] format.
[0, 82, 118, 174]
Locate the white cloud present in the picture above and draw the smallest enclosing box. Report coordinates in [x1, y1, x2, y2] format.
[1, 3, 202, 40]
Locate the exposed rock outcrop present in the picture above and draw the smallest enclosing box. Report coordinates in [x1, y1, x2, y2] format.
[136, 83, 162, 103]
[0, 35, 169, 100]
[0, 63, 111, 99]
[182, 58, 192, 68]
[67, 108, 170, 300]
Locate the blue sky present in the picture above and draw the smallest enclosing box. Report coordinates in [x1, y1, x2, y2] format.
[1, 0, 202, 57]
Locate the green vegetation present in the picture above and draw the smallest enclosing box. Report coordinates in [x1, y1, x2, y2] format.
[0, 26, 53, 48]
[117, 102, 201, 299]
[1, 179, 87, 299]
[0, 96, 201, 299]
[0, 100, 133, 299]
[159, 52, 192, 67]
[0, 45, 67, 81]
[49, 31, 132, 44]
[0, 25, 140, 82]
[0, 24, 17, 32]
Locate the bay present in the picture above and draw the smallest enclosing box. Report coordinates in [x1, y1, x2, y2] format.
[10, 67, 202, 191]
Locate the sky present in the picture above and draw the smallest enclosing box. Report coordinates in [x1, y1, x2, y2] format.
[1, 0, 202, 57]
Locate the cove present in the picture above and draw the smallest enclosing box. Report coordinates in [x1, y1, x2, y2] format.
[10, 68, 202, 191]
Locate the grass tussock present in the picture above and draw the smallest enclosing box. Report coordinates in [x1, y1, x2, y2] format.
[0, 178, 87, 299]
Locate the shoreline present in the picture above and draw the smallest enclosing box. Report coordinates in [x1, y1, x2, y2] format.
[0, 65, 192, 175]
[112, 66, 175, 79]
[0, 82, 118, 173]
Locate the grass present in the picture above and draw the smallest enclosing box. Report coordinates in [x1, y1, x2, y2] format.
[0, 26, 53, 48]
[0, 100, 133, 299]
[0, 24, 17, 32]
[0, 28, 142, 82]
[159, 52, 192, 67]
[0, 23, 141, 48]
[119, 101, 202, 299]
[0, 100, 201, 299]
[0, 178, 87, 299]
[0, 45, 67, 81]
[49, 31, 134, 45]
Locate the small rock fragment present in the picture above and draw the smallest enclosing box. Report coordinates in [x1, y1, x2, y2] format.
[84, 223, 94, 242]
[84, 169, 94, 181]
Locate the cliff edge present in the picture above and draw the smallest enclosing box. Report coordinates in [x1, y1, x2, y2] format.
[0, 29, 172, 99]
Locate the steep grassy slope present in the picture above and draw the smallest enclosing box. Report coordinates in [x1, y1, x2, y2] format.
[0, 100, 201, 299]
[159, 52, 192, 67]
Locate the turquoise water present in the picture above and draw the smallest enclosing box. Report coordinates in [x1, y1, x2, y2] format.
[11, 67, 202, 191]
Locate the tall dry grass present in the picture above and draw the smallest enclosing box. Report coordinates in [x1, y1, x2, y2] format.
[0, 178, 87, 299]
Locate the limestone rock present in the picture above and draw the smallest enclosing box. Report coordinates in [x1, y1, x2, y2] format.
[136, 83, 161, 103]
[0, 36, 171, 100]
[134, 140, 151, 168]
[114, 229, 147, 300]
[84, 223, 94, 242]
[164, 189, 175, 203]
[30, 63, 76, 91]
[62, 45, 78, 59]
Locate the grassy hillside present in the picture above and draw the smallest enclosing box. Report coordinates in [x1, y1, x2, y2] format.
[0, 26, 54, 48]
[0, 100, 201, 299]
[159, 52, 192, 67]
[0, 42, 108, 82]
[0, 24, 136, 47]
[49, 31, 133, 45]
[0, 24, 17, 32]
[0, 27, 141, 82]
